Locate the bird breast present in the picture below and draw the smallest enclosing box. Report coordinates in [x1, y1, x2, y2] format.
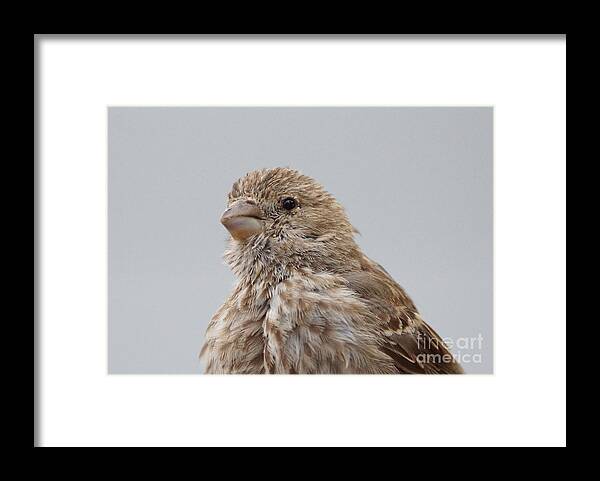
[202, 269, 396, 374]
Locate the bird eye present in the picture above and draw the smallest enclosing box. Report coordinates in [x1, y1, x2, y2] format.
[281, 197, 297, 210]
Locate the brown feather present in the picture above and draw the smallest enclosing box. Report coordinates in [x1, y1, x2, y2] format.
[200, 168, 464, 374]
[342, 256, 463, 374]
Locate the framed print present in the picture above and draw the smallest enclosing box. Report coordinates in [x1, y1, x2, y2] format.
[35, 34, 566, 447]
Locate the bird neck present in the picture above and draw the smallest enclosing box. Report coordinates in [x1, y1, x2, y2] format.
[224, 235, 363, 295]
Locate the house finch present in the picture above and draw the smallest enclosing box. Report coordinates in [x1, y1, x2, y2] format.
[200, 168, 463, 374]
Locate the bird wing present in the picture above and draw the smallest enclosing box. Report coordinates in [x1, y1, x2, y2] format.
[341, 256, 464, 374]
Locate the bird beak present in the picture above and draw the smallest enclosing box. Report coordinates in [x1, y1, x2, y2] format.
[220, 200, 264, 241]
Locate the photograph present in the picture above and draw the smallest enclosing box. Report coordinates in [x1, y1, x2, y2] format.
[108, 107, 493, 374]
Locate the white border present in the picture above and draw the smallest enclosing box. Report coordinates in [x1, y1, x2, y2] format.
[38, 36, 566, 447]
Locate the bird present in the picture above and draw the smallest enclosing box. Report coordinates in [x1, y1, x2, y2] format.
[200, 167, 463, 374]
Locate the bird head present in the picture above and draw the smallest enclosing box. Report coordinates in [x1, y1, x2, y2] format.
[221, 168, 361, 275]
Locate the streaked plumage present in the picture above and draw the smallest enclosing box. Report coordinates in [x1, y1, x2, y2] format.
[200, 168, 463, 374]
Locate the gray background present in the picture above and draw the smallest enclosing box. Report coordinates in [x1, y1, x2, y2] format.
[108, 107, 493, 374]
